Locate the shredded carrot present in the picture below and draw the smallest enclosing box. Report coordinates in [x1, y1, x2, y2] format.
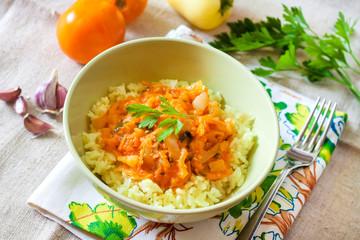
[94, 81, 235, 189]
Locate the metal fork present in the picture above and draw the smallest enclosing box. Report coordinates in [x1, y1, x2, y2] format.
[238, 97, 337, 240]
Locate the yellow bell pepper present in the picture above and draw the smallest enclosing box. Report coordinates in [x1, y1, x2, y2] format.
[166, 0, 234, 30]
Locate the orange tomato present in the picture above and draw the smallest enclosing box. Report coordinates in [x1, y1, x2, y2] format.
[117, 0, 148, 23]
[56, 0, 126, 64]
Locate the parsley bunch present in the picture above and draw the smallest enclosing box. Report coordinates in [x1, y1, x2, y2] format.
[125, 96, 196, 142]
[210, 5, 360, 103]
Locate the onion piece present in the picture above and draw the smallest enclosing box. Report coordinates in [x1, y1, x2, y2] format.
[192, 92, 209, 112]
[208, 100, 222, 117]
[117, 155, 138, 169]
[165, 135, 180, 160]
[202, 143, 220, 163]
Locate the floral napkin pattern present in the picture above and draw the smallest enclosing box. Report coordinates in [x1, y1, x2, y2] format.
[27, 26, 347, 240]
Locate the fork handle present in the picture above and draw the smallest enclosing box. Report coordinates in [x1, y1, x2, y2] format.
[237, 165, 293, 240]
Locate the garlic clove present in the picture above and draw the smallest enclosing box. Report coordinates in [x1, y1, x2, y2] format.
[56, 83, 68, 109]
[0, 87, 21, 103]
[24, 114, 55, 135]
[35, 69, 58, 111]
[14, 96, 27, 115]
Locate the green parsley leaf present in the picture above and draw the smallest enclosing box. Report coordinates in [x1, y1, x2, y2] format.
[282, 4, 310, 33]
[251, 68, 276, 77]
[157, 125, 176, 142]
[158, 118, 177, 128]
[276, 42, 298, 69]
[259, 56, 277, 69]
[138, 114, 161, 129]
[126, 96, 197, 141]
[334, 12, 356, 45]
[174, 120, 183, 135]
[159, 96, 172, 107]
[125, 104, 160, 118]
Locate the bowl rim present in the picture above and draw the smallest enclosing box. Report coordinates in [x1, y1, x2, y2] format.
[63, 37, 280, 215]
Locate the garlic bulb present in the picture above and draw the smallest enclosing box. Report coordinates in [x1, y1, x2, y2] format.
[35, 69, 67, 114]
[0, 87, 21, 103]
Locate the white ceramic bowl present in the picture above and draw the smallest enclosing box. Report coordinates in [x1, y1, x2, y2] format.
[63, 37, 279, 223]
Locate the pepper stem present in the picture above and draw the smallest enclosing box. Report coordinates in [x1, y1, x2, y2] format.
[115, 0, 126, 9]
[219, 0, 233, 16]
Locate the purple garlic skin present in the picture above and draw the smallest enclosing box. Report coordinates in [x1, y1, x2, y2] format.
[24, 114, 55, 135]
[56, 83, 68, 109]
[14, 96, 27, 115]
[0, 87, 21, 103]
[35, 69, 67, 114]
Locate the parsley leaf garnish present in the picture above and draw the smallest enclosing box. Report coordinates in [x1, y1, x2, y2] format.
[125, 96, 196, 142]
[210, 4, 360, 103]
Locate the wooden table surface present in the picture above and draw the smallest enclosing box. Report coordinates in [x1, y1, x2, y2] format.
[0, 0, 359, 239]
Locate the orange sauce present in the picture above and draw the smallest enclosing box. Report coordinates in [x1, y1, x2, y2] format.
[93, 81, 235, 189]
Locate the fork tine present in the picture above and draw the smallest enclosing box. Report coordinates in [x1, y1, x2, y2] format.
[301, 98, 326, 148]
[294, 97, 321, 146]
[313, 102, 337, 153]
[306, 100, 332, 151]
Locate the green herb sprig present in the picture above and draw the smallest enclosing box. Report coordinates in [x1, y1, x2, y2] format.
[210, 5, 360, 103]
[125, 96, 196, 142]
